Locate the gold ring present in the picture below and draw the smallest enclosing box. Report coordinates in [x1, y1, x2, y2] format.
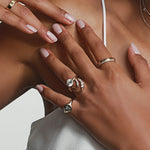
[97, 57, 116, 68]
[7, 0, 17, 10]
[63, 100, 73, 113]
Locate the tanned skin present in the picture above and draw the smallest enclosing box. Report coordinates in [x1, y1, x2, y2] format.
[0, 0, 150, 115]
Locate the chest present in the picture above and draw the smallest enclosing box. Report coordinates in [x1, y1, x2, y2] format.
[50, 0, 150, 79]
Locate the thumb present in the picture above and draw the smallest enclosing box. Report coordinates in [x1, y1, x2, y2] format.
[128, 43, 150, 87]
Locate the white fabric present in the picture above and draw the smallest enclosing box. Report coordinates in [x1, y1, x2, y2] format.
[102, 0, 107, 47]
[26, 108, 106, 150]
[26, 0, 107, 149]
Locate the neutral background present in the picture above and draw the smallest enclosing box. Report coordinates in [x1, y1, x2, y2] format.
[0, 89, 44, 150]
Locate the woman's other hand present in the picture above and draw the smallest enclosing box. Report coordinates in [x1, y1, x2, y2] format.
[36, 20, 150, 149]
[0, 0, 75, 43]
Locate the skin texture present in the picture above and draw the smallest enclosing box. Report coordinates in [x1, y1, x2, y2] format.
[0, 0, 150, 112]
[0, 0, 75, 42]
[38, 21, 150, 150]
[0, 0, 150, 149]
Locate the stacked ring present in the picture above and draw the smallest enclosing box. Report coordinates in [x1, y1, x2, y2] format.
[66, 76, 84, 93]
[7, 0, 17, 10]
[64, 76, 84, 113]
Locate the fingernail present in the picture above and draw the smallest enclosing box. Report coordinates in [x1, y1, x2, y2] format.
[76, 20, 85, 29]
[131, 43, 141, 55]
[26, 24, 37, 33]
[47, 31, 58, 42]
[65, 13, 76, 23]
[52, 24, 63, 34]
[40, 48, 49, 58]
[36, 85, 43, 93]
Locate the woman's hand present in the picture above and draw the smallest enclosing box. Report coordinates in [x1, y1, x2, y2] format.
[36, 20, 150, 149]
[0, 0, 75, 43]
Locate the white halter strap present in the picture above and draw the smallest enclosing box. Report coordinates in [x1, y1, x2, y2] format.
[101, 0, 107, 47]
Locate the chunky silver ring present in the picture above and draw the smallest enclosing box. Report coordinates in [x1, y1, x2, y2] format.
[7, 0, 17, 10]
[63, 100, 73, 113]
[66, 76, 84, 93]
[97, 57, 116, 68]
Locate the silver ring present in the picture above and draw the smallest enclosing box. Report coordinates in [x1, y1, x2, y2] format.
[63, 100, 73, 113]
[97, 57, 116, 68]
[66, 77, 79, 90]
[66, 76, 84, 93]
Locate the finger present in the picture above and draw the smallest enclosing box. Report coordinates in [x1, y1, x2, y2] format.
[128, 44, 150, 87]
[39, 48, 76, 85]
[10, 2, 58, 43]
[76, 19, 114, 70]
[0, 5, 36, 34]
[52, 23, 97, 79]
[36, 84, 78, 115]
[20, 0, 76, 25]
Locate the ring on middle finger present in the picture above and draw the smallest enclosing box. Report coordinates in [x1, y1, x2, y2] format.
[66, 76, 84, 93]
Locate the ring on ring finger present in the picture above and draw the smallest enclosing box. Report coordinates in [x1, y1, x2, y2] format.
[97, 57, 116, 68]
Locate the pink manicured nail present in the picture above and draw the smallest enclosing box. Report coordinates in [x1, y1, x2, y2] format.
[65, 13, 76, 23]
[26, 24, 37, 33]
[36, 85, 43, 93]
[77, 20, 85, 29]
[52, 24, 62, 34]
[46, 31, 58, 42]
[40, 48, 49, 58]
[131, 43, 141, 55]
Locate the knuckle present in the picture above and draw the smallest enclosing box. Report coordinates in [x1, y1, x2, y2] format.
[59, 32, 69, 43]
[56, 7, 65, 15]
[83, 26, 91, 35]
[93, 40, 101, 49]
[61, 69, 73, 81]
[20, 7, 31, 16]
[43, 88, 50, 98]
[15, 18, 24, 27]
[46, 53, 55, 62]
[83, 27, 103, 49]
[93, 77, 108, 93]
[1, 10, 10, 22]
[106, 65, 123, 83]
[93, 38, 105, 50]
[70, 48, 83, 58]
[38, 23, 46, 32]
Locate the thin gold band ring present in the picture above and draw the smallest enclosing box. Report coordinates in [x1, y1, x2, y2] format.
[7, 0, 17, 10]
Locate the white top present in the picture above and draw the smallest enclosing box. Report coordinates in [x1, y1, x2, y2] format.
[26, 0, 107, 149]
[26, 108, 106, 150]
